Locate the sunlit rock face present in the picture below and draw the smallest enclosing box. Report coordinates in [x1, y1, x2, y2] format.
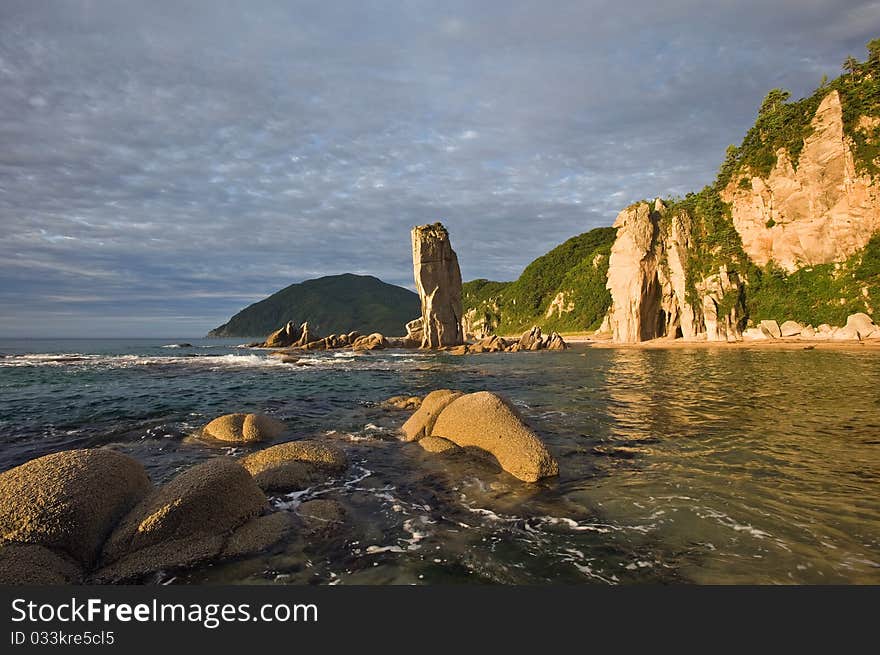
[605, 200, 745, 343]
[411, 222, 464, 348]
[721, 90, 880, 272]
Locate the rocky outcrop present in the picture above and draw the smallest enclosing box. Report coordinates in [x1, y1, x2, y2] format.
[721, 91, 880, 271]
[605, 200, 746, 343]
[429, 391, 559, 483]
[202, 413, 286, 443]
[265, 321, 302, 347]
[0, 449, 152, 566]
[411, 223, 464, 348]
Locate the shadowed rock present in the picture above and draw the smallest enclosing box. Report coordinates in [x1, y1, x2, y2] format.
[0, 448, 151, 566]
[0, 543, 83, 585]
[241, 441, 348, 492]
[100, 459, 267, 575]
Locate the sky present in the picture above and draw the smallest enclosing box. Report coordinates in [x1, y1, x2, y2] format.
[1, 1, 877, 337]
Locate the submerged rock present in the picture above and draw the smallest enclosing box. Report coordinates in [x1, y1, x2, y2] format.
[0, 448, 152, 566]
[430, 391, 559, 483]
[401, 389, 463, 442]
[411, 222, 464, 348]
[418, 435, 460, 454]
[382, 395, 423, 410]
[202, 413, 285, 443]
[296, 499, 347, 537]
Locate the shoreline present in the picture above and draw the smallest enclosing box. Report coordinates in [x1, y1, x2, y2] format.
[500, 332, 880, 350]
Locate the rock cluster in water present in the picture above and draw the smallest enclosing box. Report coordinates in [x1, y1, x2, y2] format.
[444, 327, 567, 354]
[0, 389, 558, 583]
[0, 413, 354, 584]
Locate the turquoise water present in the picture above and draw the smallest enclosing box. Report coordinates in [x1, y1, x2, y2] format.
[1, 338, 879, 584]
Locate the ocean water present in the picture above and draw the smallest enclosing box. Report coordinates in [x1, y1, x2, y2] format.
[1, 337, 878, 585]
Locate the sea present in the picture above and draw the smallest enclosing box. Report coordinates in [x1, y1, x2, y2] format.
[1, 337, 878, 584]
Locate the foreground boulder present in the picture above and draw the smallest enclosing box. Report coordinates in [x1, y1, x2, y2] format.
[430, 392, 559, 483]
[99, 459, 267, 580]
[241, 441, 348, 492]
[0, 449, 152, 566]
[0, 543, 83, 585]
[401, 389, 463, 442]
[202, 413, 285, 443]
[411, 222, 464, 348]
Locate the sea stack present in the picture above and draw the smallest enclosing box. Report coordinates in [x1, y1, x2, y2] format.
[411, 222, 464, 348]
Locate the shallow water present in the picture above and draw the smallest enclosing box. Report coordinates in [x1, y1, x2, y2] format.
[1, 337, 878, 584]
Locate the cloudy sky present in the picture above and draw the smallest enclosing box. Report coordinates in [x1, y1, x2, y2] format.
[1, 1, 877, 337]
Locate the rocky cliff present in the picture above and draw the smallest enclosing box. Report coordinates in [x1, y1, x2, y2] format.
[411, 223, 464, 348]
[605, 45, 880, 342]
[605, 200, 746, 343]
[721, 91, 880, 271]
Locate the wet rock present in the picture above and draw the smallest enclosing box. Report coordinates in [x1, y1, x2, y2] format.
[241, 441, 348, 492]
[352, 333, 389, 351]
[264, 321, 301, 348]
[0, 448, 152, 565]
[202, 413, 285, 443]
[382, 395, 423, 410]
[546, 332, 568, 350]
[100, 459, 266, 575]
[221, 512, 293, 559]
[0, 543, 83, 585]
[418, 436, 460, 454]
[401, 389, 463, 442]
[430, 391, 559, 483]
[296, 499, 347, 536]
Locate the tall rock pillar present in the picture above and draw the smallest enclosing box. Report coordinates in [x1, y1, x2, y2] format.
[411, 222, 464, 348]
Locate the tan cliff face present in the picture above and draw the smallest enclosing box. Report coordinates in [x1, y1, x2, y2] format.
[605, 200, 745, 343]
[411, 222, 464, 348]
[721, 90, 880, 272]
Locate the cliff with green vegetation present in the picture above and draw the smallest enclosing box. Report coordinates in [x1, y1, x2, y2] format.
[208, 274, 420, 338]
[599, 39, 880, 341]
[462, 227, 615, 336]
